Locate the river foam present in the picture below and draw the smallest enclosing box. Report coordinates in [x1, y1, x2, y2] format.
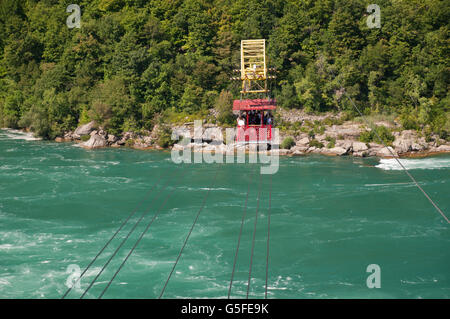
[0, 129, 41, 141]
[376, 157, 450, 170]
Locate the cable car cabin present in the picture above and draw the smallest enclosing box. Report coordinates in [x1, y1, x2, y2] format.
[233, 98, 276, 144]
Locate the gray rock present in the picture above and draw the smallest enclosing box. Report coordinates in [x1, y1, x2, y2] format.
[108, 134, 118, 143]
[352, 141, 368, 152]
[336, 140, 353, 152]
[98, 129, 107, 137]
[368, 147, 382, 157]
[323, 146, 348, 156]
[353, 150, 369, 157]
[143, 136, 153, 144]
[291, 145, 309, 153]
[411, 142, 426, 151]
[123, 132, 134, 140]
[328, 124, 362, 139]
[400, 130, 417, 139]
[369, 142, 383, 149]
[376, 146, 397, 157]
[296, 137, 310, 146]
[393, 138, 412, 153]
[436, 145, 450, 152]
[81, 134, 107, 149]
[74, 121, 96, 136]
[133, 138, 150, 149]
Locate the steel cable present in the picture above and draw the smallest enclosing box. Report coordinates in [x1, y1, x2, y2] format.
[265, 173, 272, 299]
[80, 170, 179, 298]
[343, 90, 449, 224]
[159, 169, 219, 298]
[61, 174, 164, 299]
[246, 171, 262, 298]
[228, 169, 253, 298]
[98, 169, 191, 298]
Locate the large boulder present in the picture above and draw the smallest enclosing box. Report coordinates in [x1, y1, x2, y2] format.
[81, 134, 107, 149]
[296, 137, 310, 146]
[437, 144, 450, 152]
[74, 121, 96, 136]
[400, 130, 417, 139]
[375, 146, 397, 157]
[352, 141, 369, 152]
[291, 145, 309, 153]
[322, 146, 348, 156]
[411, 142, 426, 152]
[336, 140, 353, 153]
[326, 123, 362, 139]
[108, 134, 118, 143]
[393, 137, 413, 153]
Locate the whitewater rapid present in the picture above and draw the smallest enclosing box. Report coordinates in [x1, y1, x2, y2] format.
[376, 157, 450, 170]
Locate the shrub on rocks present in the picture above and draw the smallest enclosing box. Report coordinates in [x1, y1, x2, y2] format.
[359, 125, 394, 145]
[309, 139, 324, 148]
[156, 125, 175, 148]
[325, 136, 336, 148]
[281, 137, 296, 150]
[81, 135, 90, 142]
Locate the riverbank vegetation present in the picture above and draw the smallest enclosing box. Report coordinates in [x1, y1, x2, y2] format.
[0, 0, 448, 141]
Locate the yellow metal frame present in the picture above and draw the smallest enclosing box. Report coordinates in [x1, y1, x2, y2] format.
[240, 39, 268, 94]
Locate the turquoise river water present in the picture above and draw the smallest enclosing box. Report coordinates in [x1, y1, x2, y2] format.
[0, 129, 449, 299]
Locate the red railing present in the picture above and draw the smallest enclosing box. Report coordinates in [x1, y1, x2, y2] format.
[236, 125, 272, 142]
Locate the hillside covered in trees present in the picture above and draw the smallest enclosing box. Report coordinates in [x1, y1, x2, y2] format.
[0, 0, 449, 140]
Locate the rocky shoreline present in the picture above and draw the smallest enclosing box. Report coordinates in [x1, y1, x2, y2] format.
[55, 112, 450, 158]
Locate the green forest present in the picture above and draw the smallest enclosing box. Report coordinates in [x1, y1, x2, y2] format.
[0, 0, 449, 139]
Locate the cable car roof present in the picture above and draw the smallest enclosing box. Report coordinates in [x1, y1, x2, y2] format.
[232, 99, 277, 111]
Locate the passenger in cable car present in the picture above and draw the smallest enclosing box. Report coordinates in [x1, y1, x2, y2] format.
[237, 114, 245, 126]
[267, 112, 273, 126]
[254, 111, 261, 125]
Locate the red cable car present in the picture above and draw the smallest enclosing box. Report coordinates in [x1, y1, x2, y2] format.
[232, 40, 277, 144]
[233, 99, 276, 143]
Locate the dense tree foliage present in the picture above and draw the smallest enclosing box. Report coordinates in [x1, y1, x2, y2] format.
[0, 0, 448, 138]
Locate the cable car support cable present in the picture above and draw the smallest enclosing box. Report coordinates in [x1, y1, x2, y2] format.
[228, 170, 253, 298]
[80, 170, 179, 299]
[61, 174, 164, 299]
[343, 90, 449, 224]
[159, 169, 219, 299]
[265, 173, 272, 299]
[246, 172, 262, 298]
[98, 169, 191, 299]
